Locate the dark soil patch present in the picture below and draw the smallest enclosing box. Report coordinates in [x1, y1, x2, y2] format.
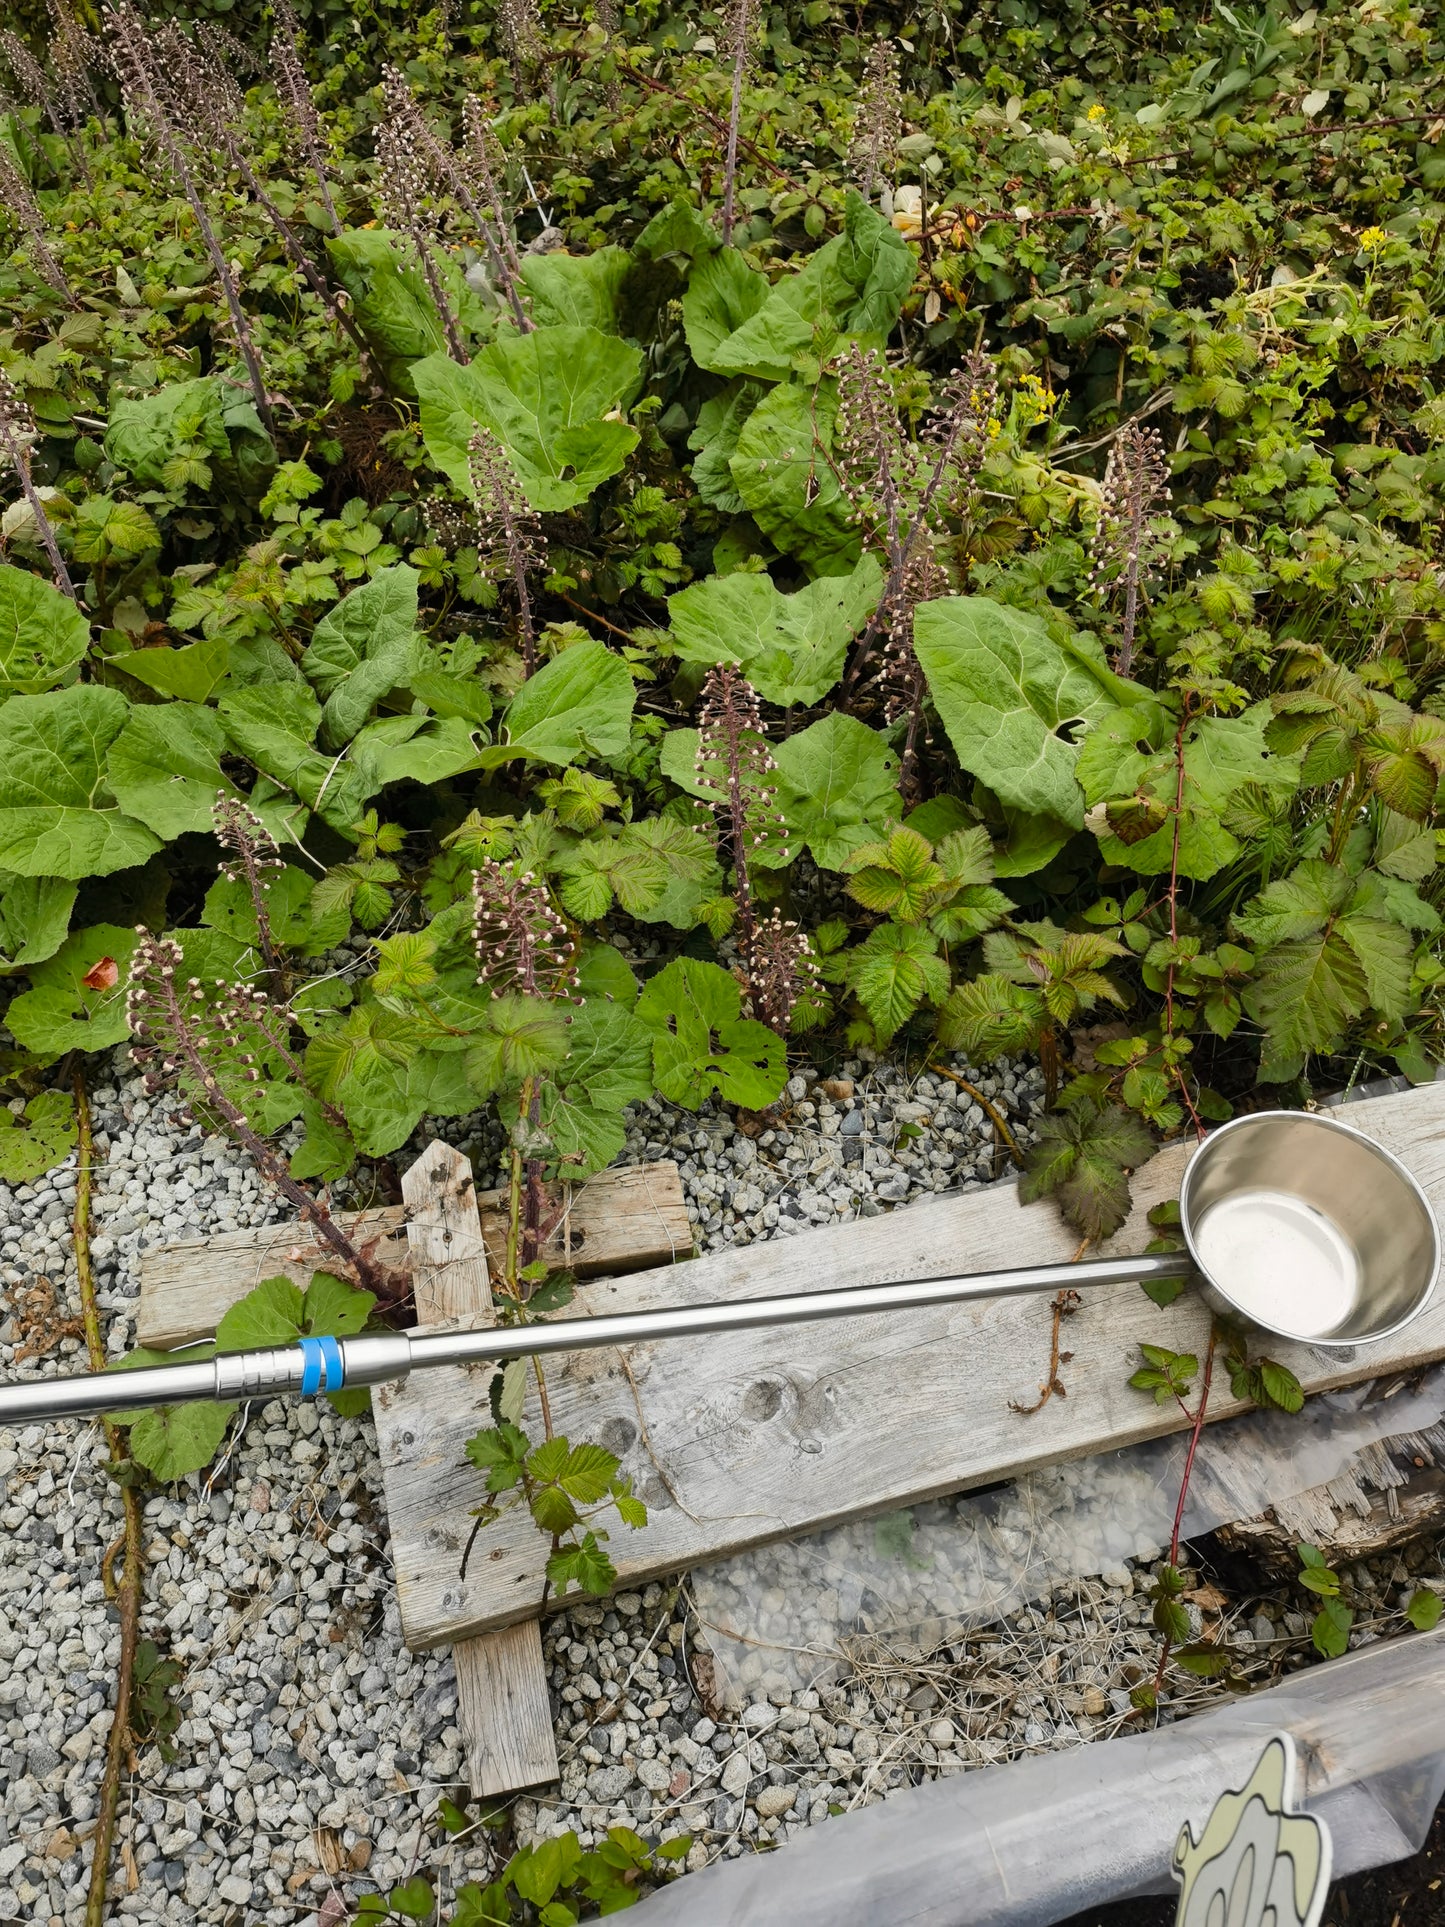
[1056, 1795, 1445, 1926]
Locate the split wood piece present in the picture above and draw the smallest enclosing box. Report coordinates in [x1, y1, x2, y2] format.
[134, 1160, 691, 1349]
[377, 1080, 1445, 1650]
[385, 1140, 559, 1798]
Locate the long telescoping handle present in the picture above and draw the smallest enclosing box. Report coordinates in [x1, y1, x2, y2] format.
[0, 1250, 1194, 1428]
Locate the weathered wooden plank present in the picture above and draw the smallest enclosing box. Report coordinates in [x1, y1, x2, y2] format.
[135, 1160, 691, 1348]
[378, 1082, 1445, 1650]
[391, 1141, 560, 1797]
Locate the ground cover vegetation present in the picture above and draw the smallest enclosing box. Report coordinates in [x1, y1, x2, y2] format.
[5, 0, 1445, 1910]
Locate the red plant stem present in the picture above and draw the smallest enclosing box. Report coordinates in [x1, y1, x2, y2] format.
[1151, 1329, 1216, 1696]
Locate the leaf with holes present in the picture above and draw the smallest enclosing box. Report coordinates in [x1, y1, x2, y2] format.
[914, 598, 1117, 828]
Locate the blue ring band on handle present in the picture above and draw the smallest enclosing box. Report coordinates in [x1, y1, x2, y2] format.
[298, 1335, 345, 1397]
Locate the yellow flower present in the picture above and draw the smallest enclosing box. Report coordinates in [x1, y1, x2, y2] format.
[1358, 225, 1388, 251]
[1086, 104, 1107, 121]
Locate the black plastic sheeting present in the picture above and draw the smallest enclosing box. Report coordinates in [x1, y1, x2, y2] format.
[631, 1628, 1445, 1926]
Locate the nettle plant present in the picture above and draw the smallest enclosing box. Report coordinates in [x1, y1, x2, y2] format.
[1, 0, 1445, 1608]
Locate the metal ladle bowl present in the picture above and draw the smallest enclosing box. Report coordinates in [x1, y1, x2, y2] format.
[1179, 1109, 1440, 1348]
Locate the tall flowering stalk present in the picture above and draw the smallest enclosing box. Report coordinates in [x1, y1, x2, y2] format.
[0, 366, 78, 599]
[694, 665, 814, 1032]
[498, 0, 544, 95]
[472, 861, 580, 1284]
[126, 932, 402, 1302]
[849, 40, 901, 202]
[836, 344, 999, 704]
[469, 424, 545, 673]
[463, 96, 528, 315]
[145, 21, 370, 371]
[107, 4, 272, 431]
[383, 72, 529, 332]
[213, 791, 286, 983]
[270, 4, 341, 235]
[1088, 421, 1171, 679]
[719, 0, 755, 245]
[376, 66, 467, 363]
[0, 142, 76, 306]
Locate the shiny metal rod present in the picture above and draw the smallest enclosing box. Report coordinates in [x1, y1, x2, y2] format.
[0, 1251, 1194, 1428]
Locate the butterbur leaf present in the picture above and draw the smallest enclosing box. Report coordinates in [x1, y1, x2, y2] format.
[913, 597, 1116, 828]
[1312, 1598, 1353, 1658]
[7, 922, 140, 1059]
[635, 957, 787, 1110]
[0, 874, 77, 968]
[303, 564, 424, 748]
[1406, 1590, 1442, 1631]
[0, 1089, 78, 1183]
[486, 640, 635, 770]
[106, 700, 234, 840]
[0, 685, 160, 879]
[666, 555, 882, 707]
[107, 1343, 236, 1480]
[730, 381, 860, 576]
[414, 327, 643, 511]
[0, 564, 89, 694]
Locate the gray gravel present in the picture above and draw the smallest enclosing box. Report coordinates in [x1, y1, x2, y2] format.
[1, 1048, 1438, 1922]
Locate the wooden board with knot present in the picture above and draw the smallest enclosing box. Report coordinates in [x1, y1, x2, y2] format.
[376, 1082, 1445, 1652]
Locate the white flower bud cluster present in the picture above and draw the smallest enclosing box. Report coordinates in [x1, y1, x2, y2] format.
[472, 861, 580, 1002]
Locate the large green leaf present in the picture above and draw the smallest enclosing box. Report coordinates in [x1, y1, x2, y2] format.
[0, 873, 76, 967]
[682, 247, 772, 372]
[913, 598, 1117, 828]
[666, 553, 882, 707]
[730, 381, 861, 576]
[413, 326, 643, 511]
[326, 229, 489, 394]
[634, 956, 787, 1109]
[217, 683, 368, 836]
[688, 380, 764, 513]
[103, 376, 229, 486]
[0, 564, 89, 694]
[528, 1000, 655, 1178]
[114, 634, 230, 704]
[1079, 704, 1299, 881]
[520, 246, 632, 331]
[349, 714, 487, 792]
[686, 192, 912, 382]
[7, 922, 141, 1059]
[0, 685, 160, 878]
[303, 564, 424, 748]
[772, 712, 901, 870]
[0, 1088, 77, 1184]
[484, 640, 635, 768]
[106, 700, 232, 839]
